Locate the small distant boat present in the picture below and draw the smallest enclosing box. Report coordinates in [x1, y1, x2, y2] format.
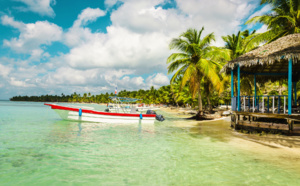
[106, 97, 160, 113]
[44, 103, 160, 124]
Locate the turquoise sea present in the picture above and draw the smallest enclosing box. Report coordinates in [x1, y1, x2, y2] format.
[1, 101, 300, 185]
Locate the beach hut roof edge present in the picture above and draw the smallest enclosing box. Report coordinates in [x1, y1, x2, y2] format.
[221, 33, 300, 81]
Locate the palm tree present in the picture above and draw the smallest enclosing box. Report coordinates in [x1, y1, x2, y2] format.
[222, 30, 260, 97]
[167, 27, 230, 117]
[246, 0, 300, 43]
[222, 30, 258, 60]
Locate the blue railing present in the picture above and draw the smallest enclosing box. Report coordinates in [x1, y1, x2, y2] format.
[232, 95, 290, 114]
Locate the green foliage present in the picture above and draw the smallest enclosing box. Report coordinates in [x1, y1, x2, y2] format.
[10, 86, 176, 105]
[167, 27, 230, 114]
[222, 30, 259, 60]
[246, 0, 300, 43]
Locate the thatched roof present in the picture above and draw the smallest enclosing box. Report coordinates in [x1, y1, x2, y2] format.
[221, 33, 300, 81]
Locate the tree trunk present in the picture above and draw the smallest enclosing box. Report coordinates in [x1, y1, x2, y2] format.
[206, 81, 212, 113]
[207, 95, 212, 113]
[197, 85, 203, 116]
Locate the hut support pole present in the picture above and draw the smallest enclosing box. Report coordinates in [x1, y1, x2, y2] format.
[237, 65, 241, 111]
[231, 69, 234, 110]
[288, 58, 292, 115]
[294, 82, 297, 105]
[254, 75, 257, 106]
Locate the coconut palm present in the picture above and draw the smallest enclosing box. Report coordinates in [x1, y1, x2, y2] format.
[222, 30, 260, 96]
[167, 27, 230, 117]
[222, 30, 258, 60]
[246, 0, 300, 43]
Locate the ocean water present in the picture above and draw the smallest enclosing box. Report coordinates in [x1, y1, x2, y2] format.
[1, 101, 300, 185]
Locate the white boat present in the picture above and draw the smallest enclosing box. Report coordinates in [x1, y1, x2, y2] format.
[106, 101, 160, 113]
[45, 103, 158, 124]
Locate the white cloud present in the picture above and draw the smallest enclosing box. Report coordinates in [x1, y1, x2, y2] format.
[110, 0, 183, 34]
[64, 8, 106, 47]
[248, 4, 272, 20]
[0, 64, 12, 77]
[246, 4, 272, 29]
[65, 26, 170, 71]
[1, 15, 24, 30]
[73, 7, 106, 28]
[15, 0, 56, 17]
[28, 49, 50, 62]
[49, 67, 95, 85]
[105, 0, 120, 7]
[104, 69, 136, 87]
[175, 0, 259, 46]
[146, 73, 169, 88]
[10, 77, 36, 87]
[256, 25, 268, 33]
[1, 15, 63, 55]
[117, 76, 146, 90]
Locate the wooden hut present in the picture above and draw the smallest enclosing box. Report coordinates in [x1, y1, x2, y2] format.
[221, 33, 300, 134]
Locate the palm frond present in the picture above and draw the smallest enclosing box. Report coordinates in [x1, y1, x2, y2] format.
[167, 58, 190, 74]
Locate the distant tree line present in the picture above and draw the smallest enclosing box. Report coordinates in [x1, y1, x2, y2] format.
[9, 86, 175, 104]
[9, 85, 231, 109]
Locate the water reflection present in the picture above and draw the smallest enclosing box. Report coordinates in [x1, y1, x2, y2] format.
[47, 119, 156, 144]
[77, 122, 82, 136]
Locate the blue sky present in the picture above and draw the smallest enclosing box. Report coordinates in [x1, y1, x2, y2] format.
[0, 0, 270, 99]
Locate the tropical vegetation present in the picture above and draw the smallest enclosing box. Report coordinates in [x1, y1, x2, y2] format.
[246, 0, 300, 43]
[166, 27, 230, 117]
[10, 86, 176, 105]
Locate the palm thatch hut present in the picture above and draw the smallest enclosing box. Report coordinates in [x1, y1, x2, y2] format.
[221, 33, 300, 134]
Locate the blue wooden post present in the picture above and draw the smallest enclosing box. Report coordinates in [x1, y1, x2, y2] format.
[237, 65, 241, 111]
[231, 69, 234, 110]
[254, 74, 257, 106]
[231, 70, 234, 98]
[288, 58, 292, 115]
[294, 82, 297, 105]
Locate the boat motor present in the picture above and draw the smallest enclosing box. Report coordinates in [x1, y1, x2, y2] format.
[155, 114, 165, 122]
[146, 110, 165, 122]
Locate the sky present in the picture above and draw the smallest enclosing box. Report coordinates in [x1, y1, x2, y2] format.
[0, 0, 271, 99]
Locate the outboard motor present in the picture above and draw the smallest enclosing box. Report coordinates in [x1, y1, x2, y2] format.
[146, 110, 165, 122]
[155, 114, 165, 122]
[146, 110, 156, 115]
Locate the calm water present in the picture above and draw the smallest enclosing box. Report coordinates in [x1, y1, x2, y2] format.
[1, 101, 300, 185]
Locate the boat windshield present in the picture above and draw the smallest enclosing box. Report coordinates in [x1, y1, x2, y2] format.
[109, 96, 141, 103]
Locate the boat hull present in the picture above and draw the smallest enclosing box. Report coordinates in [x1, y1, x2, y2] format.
[45, 104, 156, 124]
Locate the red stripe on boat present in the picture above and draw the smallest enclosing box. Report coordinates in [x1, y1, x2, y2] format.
[44, 103, 156, 118]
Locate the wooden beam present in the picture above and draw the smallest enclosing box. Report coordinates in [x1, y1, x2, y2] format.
[233, 111, 300, 121]
[237, 121, 289, 130]
[240, 71, 288, 76]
